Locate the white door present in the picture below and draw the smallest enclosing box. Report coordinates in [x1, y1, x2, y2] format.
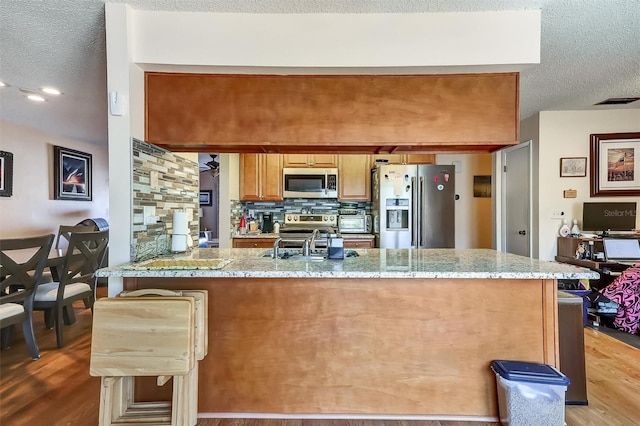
[502, 142, 531, 257]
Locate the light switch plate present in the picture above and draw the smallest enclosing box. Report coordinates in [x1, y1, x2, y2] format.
[150, 171, 159, 189]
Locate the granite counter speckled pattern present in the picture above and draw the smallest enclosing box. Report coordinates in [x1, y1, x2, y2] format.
[232, 233, 374, 239]
[96, 248, 599, 280]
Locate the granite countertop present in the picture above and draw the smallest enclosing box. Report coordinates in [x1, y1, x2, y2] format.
[233, 233, 374, 239]
[97, 248, 599, 280]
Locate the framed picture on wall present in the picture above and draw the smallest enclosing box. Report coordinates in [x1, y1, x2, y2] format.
[590, 132, 640, 197]
[54, 145, 92, 201]
[199, 190, 212, 206]
[0, 150, 14, 197]
[559, 157, 587, 177]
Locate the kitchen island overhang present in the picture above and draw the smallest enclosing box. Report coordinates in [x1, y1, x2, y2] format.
[96, 248, 597, 421]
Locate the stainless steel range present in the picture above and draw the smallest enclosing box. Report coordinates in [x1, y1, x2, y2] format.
[278, 213, 338, 248]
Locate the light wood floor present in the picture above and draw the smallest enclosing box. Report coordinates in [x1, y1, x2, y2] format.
[1, 288, 638, 426]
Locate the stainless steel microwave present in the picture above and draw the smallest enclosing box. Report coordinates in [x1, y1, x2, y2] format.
[283, 168, 338, 199]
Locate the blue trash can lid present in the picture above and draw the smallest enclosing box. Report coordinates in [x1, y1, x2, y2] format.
[491, 360, 570, 386]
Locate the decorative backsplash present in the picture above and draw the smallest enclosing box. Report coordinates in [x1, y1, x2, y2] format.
[231, 199, 371, 233]
[131, 139, 199, 261]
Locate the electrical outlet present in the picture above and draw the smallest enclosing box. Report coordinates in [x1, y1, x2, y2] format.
[143, 206, 157, 224]
[550, 209, 566, 219]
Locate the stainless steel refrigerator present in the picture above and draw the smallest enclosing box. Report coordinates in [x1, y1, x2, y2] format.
[372, 164, 455, 248]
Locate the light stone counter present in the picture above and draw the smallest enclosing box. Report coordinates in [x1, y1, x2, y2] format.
[97, 247, 599, 280]
[104, 247, 597, 420]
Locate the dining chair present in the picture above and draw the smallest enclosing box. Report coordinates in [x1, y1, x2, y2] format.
[0, 233, 55, 360]
[54, 224, 94, 256]
[34, 224, 94, 286]
[33, 229, 109, 348]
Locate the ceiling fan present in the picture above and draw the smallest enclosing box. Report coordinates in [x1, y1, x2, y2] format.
[203, 154, 219, 178]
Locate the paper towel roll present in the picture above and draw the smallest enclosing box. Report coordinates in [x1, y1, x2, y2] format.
[172, 211, 189, 235]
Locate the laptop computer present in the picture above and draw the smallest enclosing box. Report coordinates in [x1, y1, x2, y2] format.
[602, 238, 640, 265]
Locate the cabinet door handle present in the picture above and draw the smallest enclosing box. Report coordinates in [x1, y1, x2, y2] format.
[518, 230, 527, 235]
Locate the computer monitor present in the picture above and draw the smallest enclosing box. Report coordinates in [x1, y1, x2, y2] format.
[582, 202, 637, 235]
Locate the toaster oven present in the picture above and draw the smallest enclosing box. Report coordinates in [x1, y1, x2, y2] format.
[338, 215, 372, 234]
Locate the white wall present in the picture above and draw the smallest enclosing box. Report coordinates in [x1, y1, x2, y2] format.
[133, 10, 540, 69]
[437, 154, 493, 248]
[536, 109, 640, 260]
[218, 153, 239, 248]
[0, 120, 108, 238]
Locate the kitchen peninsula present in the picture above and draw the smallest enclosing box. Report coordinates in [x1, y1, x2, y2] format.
[96, 248, 597, 421]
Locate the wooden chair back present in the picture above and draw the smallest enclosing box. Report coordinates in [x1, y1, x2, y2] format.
[1, 234, 55, 304]
[58, 230, 109, 292]
[54, 224, 94, 254]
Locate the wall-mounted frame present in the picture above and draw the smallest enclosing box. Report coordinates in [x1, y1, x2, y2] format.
[473, 175, 491, 197]
[54, 145, 92, 201]
[0, 151, 14, 197]
[199, 189, 212, 206]
[559, 157, 587, 177]
[590, 132, 640, 197]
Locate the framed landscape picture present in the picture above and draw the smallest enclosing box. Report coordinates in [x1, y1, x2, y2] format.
[559, 157, 587, 177]
[54, 145, 92, 201]
[199, 189, 212, 206]
[590, 132, 640, 197]
[0, 151, 13, 197]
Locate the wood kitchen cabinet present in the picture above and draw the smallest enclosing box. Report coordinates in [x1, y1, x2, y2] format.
[283, 154, 337, 168]
[240, 154, 283, 201]
[370, 154, 435, 168]
[404, 154, 435, 164]
[343, 238, 375, 249]
[232, 238, 277, 248]
[338, 155, 371, 201]
[370, 154, 404, 167]
[146, 73, 519, 154]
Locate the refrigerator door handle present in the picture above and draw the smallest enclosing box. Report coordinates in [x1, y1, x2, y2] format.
[418, 176, 425, 247]
[411, 176, 418, 247]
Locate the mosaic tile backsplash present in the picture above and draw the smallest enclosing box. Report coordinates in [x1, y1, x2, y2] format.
[131, 139, 199, 261]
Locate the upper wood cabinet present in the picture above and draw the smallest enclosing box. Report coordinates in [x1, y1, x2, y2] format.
[240, 154, 283, 201]
[283, 154, 337, 168]
[370, 154, 404, 167]
[338, 155, 371, 201]
[370, 154, 435, 168]
[404, 154, 435, 164]
[145, 73, 519, 153]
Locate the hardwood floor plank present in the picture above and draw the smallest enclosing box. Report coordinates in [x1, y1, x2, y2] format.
[1, 287, 637, 426]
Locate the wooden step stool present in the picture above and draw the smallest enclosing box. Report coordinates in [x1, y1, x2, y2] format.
[90, 289, 208, 426]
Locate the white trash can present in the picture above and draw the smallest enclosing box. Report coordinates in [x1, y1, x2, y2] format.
[491, 360, 570, 426]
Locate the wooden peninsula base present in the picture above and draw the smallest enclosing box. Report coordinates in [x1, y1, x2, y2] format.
[124, 276, 559, 420]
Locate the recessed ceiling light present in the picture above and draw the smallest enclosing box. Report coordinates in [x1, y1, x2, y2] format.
[40, 86, 62, 95]
[27, 94, 46, 102]
[0, 81, 9, 88]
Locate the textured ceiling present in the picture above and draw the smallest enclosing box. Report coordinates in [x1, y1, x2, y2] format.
[1, 0, 639, 146]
